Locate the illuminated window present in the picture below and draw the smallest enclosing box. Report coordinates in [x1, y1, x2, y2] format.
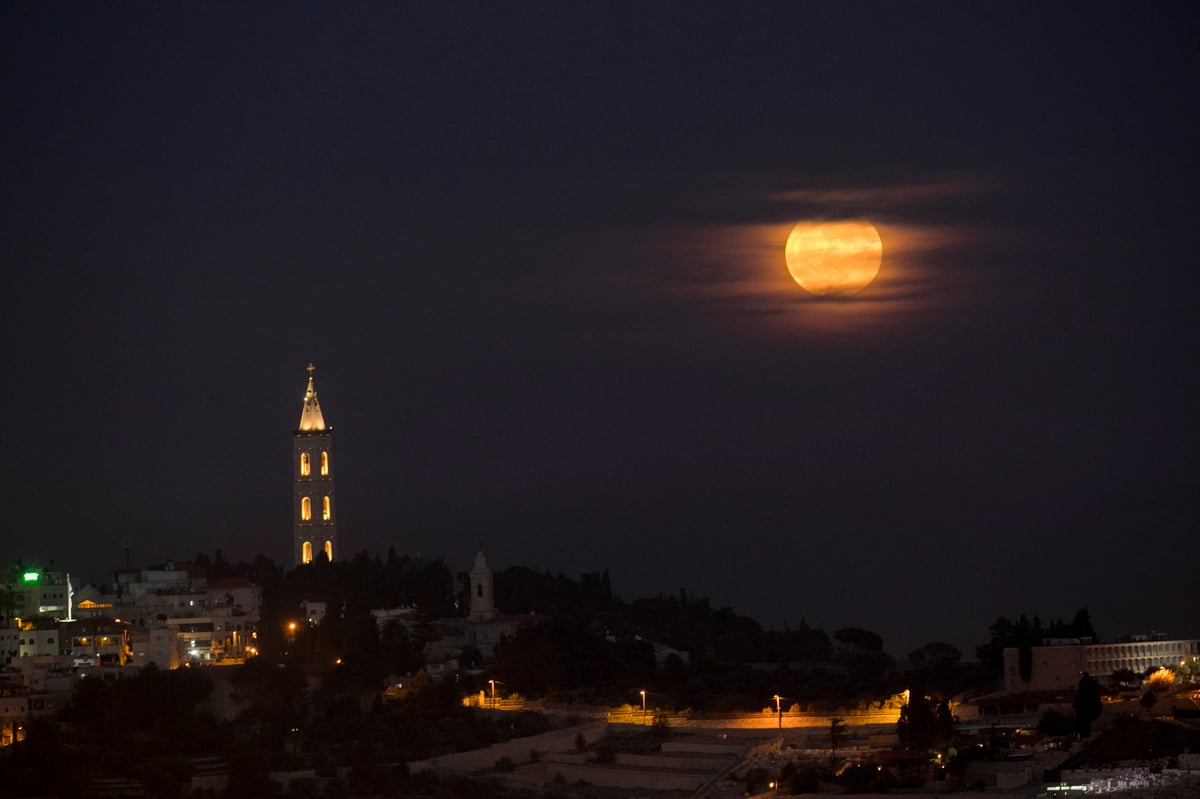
[299, 452, 310, 476]
[301, 496, 311, 521]
[322, 495, 331, 520]
[320, 451, 329, 475]
[302, 541, 313, 564]
[324, 540, 333, 561]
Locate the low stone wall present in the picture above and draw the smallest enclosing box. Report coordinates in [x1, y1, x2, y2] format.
[408, 720, 606, 775]
[607, 708, 901, 729]
[270, 767, 321, 791]
[541, 750, 736, 771]
[662, 740, 745, 755]
[542, 761, 715, 791]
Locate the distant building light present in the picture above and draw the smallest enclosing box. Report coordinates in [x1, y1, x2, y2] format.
[22, 572, 39, 583]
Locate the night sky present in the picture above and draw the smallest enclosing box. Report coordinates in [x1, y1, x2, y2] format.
[4, 3, 1198, 657]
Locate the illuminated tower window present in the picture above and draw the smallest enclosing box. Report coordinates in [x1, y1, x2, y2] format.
[324, 540, 333, 561]
[321, 451, 329, 476]
[301, 496, 312, 521]
[300, 452, 310, 476]
[302, 541, 313, 564]
[322, 496, 331, 521]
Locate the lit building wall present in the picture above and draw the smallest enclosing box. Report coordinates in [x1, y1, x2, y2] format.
[130, 625, 179, 670]
[0, 681, 30, 747]
[1003, 638, 1200, 694]
[165, 616, 253, 663]
[0, 629, 19, 661]
[206, 579, 263, 618]
[17, 629, 60, 658]
[62, 619, 131, 667]
[1084, 639, 1200, 677]
[6, 567, 70, 619]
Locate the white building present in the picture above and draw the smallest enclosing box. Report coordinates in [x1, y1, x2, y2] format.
[130, 625, 179, 669]
[5, 565, 71, 619]
[1084, 636, 1200, 677]
[1004, 635, 1200, 694]
[0, 680, 30, 746]
[18, 628, 60, 658]
[0, 628, 19, 662]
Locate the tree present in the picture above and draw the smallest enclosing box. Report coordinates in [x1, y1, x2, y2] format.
[830, 717, 846, 763]
[1110, 668, 1139, 688]
[1018, 643, 1033, 683]
[897, 693, 955, 754]
[1072, 673, 1102, 736]
[1147, 667, 1176, 693]
[834, 627, 895, 687]
[976, 613, 1045, 677]
[1038, 706, 1078, 736]
[908, 642, 962, 690]
[834, 627, 884, 653]
[1069, 608, 1097, 641]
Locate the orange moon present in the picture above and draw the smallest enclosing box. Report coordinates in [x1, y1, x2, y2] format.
[784, 221, 883, 296]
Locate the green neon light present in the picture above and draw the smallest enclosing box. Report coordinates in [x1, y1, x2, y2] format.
[23, 571, 40, 583]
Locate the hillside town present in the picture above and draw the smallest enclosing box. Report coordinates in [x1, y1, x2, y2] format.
[3, 371, 1198, 799]
[2, 543, 1198, 798]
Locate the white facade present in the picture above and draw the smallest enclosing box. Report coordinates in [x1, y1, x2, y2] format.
[6, 567, 70, 619]
[370, 606, 419, 632]
[1085, 638, 1200, 676]
[131, 625, 179, 669]
[207, 579, 262, 618]
[168, 615, 252, 663]
[0, 628, 19, 662]
[18, 629, 60, 658]
[1004, 637, 1200, 694]
[4, 655, 74, 692]
[304, 601, 329, 626]
[110, 565, 260, 664]
[0, 680, 30, 746]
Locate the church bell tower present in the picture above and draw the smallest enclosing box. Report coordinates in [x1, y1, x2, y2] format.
[293, 363, 337, 567]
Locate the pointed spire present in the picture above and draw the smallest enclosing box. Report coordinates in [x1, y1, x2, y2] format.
[298, 362, 327, 431]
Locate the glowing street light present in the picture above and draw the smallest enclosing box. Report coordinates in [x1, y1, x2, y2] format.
[284, 621, 298, 656]
[773, 694, 785, 729]
[640, 689, 647, 724]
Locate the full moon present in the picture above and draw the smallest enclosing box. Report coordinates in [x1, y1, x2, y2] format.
[784, 221, 883, 296]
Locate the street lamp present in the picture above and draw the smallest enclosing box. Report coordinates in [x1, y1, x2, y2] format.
[640, 689, 647, 724]
[489, 679, 506, 708]
[284, 621, 298, 655]
[773, 694, 784, 729]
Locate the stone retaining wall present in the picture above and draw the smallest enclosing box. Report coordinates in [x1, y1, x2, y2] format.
[408, 720, 607, 774]
[540, 761, 715, 791]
